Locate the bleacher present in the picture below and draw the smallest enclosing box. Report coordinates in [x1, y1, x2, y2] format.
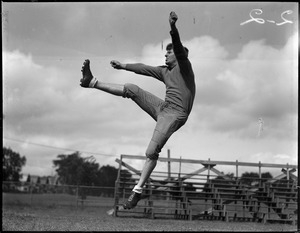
[113, 154, 298, 225]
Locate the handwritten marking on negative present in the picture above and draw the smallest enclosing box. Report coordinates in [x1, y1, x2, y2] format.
[241, 9, 293, 26]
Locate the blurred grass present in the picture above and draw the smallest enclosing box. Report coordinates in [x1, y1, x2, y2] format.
[2, 192, 297, 231]
[2, 192, 115, 208]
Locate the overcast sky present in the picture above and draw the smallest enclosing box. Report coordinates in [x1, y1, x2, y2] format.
[3, 2, 298, 178]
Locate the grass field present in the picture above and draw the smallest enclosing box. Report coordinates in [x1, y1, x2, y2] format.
[2, 193, 298, 231]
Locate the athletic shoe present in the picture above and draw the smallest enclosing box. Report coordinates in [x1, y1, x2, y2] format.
[123, 191, 142, 209]
[80, 59, 96, 88]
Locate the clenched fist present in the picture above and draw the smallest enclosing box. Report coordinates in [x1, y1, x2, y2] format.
[169, 11, 178, 25]
[110, 60, 125, 69]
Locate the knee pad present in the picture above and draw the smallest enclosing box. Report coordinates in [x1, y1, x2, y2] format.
[123, 83, 139, 99]
[146, 153, 159, 161]
[145, 142, 161, 160]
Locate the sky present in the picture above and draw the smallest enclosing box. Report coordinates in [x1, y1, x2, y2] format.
[2, 2, 298, 178]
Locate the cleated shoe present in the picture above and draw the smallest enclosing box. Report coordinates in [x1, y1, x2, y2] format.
[80, 59, 97, 88]
[123, 191, 142, 209]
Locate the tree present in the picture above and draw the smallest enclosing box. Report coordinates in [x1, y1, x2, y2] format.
[97, 165, 118, 187]
[53, 152, 133, 197]
[3, 147, 26, 181]
[95, 165, 119, 197]
[240, 171, 273, 186]
[261, 172, 273, 181]
[53, 151, 100, 186]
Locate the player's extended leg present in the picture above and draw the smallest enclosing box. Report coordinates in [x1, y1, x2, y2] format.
[122, 83, 164, 121]
[123, 109, 188, 209]
[80, 59, 165, 119]
[80, 59, 124, 96]
[122, 156, 157, 210]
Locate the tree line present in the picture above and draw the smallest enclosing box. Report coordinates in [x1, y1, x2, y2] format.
[3, 146, 273, 188]
[3, 147, 123, 187]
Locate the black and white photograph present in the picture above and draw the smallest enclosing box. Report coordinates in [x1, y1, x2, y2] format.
[3, 2, 298, 231]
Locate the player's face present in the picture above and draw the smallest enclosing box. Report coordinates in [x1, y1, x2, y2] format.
[165, 49, 176, 67]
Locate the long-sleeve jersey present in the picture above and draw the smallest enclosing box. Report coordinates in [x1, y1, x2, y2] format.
[125, 27, 196, 114]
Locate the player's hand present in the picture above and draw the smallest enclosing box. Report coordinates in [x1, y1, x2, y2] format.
[169, 11, 178, 25]
[110, 60, 124, 69]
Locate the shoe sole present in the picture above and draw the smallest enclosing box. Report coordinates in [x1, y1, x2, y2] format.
[80, 59, 93, 87]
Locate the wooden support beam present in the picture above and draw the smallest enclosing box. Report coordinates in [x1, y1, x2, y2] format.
[120, 154, 298, 169]
[167, 149, 171, 180]
[210, 167, 234, 181]
[267, 168, 297, 183]
[115, 158, 141, 176]
[180, 167, 208, 180]
[116, 158, 209, 183]
[281, 168, 297, 180]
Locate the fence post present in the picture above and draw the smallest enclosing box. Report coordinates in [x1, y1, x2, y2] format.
[76, 185, 79, 209]
[149, 179, 154, 219]
[207, 158, 211, 182]
[286, 163, 290, 181]
[165, 150, 171, 214]
[259, 161, 262, 187]
[30, 183, 33, 206]
[178, 156, 182, 179]
[236, 160, 238, 184]
[167, 149, 171, 180]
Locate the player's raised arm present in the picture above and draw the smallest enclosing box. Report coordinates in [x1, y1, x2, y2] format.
[168, 12, 188, 60]
[169, 11, 178, 29]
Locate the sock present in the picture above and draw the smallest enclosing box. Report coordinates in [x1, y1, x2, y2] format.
[133, 185, 143, 194]
[89, 77, 98, 88]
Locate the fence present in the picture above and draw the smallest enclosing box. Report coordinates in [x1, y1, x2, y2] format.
[2, 181, 115, 208]
[113, 154, 298, 225]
